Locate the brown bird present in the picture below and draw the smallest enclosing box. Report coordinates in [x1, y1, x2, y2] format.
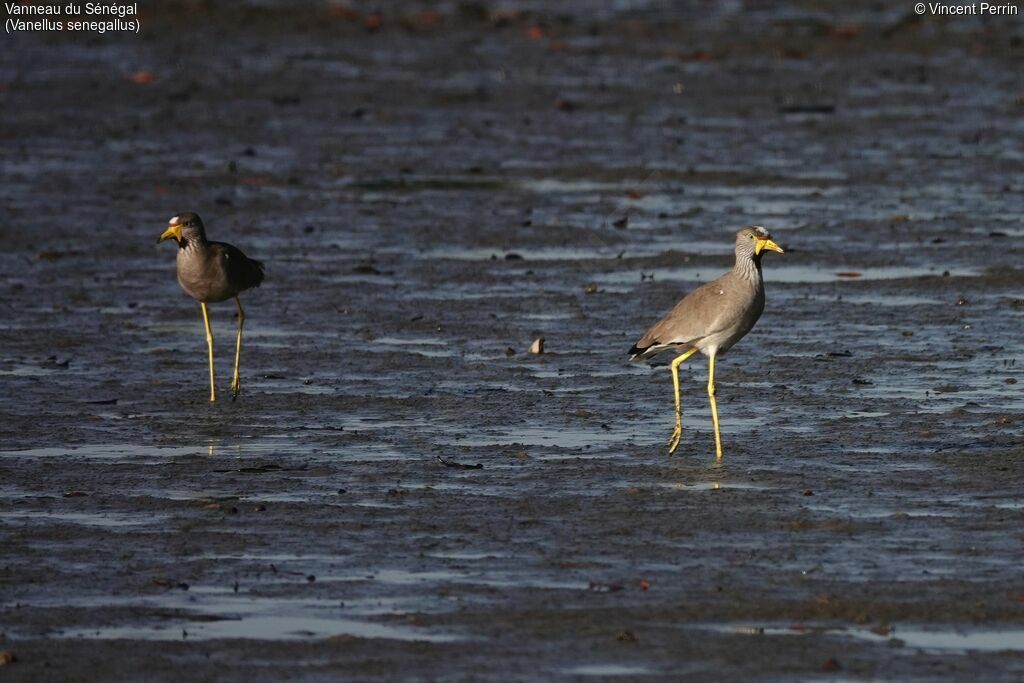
[629, 226, 783, 458]
[159, 212, 264, 401]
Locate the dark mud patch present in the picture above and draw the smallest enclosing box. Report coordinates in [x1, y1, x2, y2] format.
[2, 1, 1024, 681]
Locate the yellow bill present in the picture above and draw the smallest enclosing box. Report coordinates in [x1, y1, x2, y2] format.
[159, 224, 182, 243]
[755, 238, 784, 255]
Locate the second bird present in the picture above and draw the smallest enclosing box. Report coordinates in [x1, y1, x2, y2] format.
[159, 212, 265, 402]
[629, 226, 783, 459]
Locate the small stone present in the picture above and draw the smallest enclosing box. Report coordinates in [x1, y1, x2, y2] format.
[529, 337, 545, 354]
[870, 623, 892, 636]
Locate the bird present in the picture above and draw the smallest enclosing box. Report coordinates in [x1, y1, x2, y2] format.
[629, 226, 783, 459]
[158, 212, 264, 402]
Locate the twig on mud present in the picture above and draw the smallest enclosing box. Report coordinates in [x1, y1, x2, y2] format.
[436, 455, 483, 470]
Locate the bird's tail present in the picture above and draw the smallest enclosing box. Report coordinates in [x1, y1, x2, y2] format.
[628, 341, 679, 363]
[628, 343, 657, 361]
[249, 259, 266, 288]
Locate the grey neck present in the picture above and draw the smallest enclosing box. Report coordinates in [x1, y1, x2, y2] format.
[733, 253, 762, 283]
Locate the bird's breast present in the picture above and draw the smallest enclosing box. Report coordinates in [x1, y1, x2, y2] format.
[176, 247, 235, 303]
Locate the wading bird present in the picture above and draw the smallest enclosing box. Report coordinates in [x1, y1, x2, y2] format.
[159, 212, 264, 401]
[629, 226, 783, 458]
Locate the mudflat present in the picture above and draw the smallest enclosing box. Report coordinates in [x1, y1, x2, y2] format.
[2, 2, 1023, 680]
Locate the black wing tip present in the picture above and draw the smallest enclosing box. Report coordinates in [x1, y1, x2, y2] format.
[250, 258, 265, 288]
[628, 344, 647, 360]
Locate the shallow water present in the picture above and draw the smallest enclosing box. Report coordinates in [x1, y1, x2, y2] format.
[706, 623, 1024, 654]
[60, 591, 465, 643]
[598, 264, 978, 285]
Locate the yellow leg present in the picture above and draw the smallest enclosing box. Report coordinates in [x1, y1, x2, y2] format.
[200, 302, 216, 402]
[708, 354, 723, 459]
[230, 297, 245, 401]
[667, 347, 699, 455]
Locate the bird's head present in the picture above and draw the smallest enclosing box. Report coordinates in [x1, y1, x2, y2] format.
[736, 225, 784, 259]
[159, 212, 206, 246]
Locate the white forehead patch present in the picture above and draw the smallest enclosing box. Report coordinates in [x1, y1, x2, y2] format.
[170, 215, 179, 224]
[751, 225, 770, 238]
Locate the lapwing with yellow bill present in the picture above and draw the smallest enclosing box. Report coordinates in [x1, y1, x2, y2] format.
[159, 212, 264, 402]
[629, 226, 783, 459]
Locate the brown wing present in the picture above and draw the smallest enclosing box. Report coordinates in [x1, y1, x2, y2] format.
[211, 241, 265, 293]
[629, 273, 733, 359]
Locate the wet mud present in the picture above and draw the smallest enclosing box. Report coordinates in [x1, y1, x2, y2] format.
[2, 1, 1024, 680]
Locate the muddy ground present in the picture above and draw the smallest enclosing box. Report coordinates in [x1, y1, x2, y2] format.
[2, 1, 1024, 681]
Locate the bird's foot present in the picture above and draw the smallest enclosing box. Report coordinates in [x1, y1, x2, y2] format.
[666, 424, 682, 455]
[230, 380, 241, 401]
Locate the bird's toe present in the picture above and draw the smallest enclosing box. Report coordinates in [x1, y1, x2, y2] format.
[666, 427, 682, 455]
